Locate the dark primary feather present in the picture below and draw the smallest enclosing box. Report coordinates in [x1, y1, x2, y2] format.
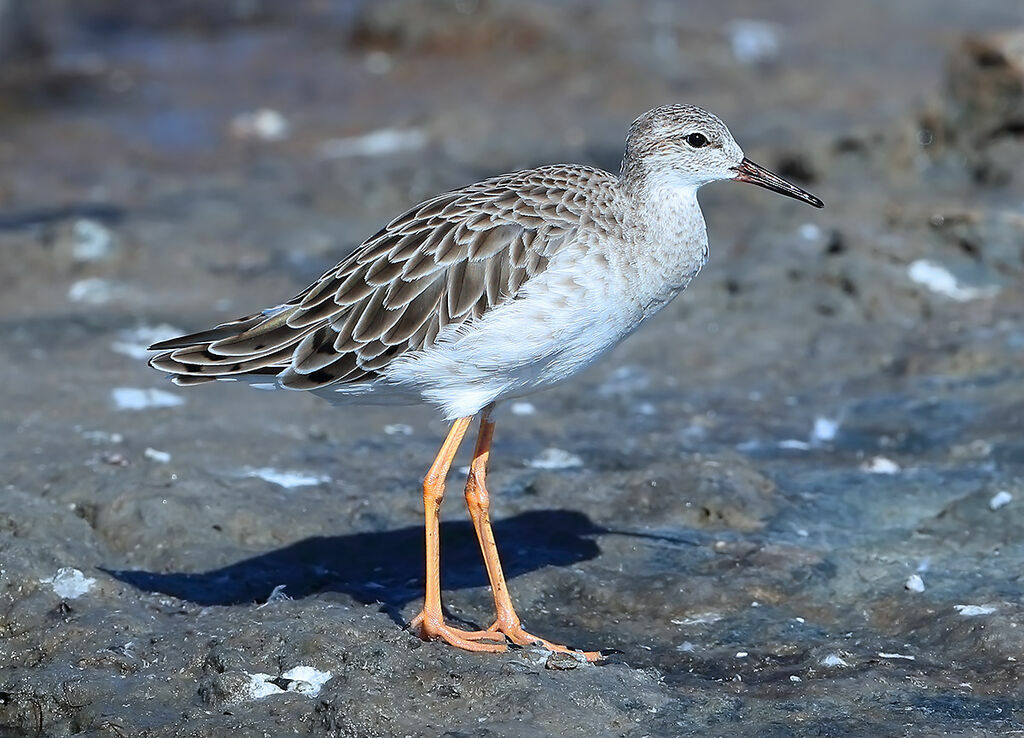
[149, 165, 616, 390]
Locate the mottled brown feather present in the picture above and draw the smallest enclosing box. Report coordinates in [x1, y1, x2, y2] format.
[149, 166, 618, 390]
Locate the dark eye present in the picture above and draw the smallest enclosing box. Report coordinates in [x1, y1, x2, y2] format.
[684, 132, 709, 148]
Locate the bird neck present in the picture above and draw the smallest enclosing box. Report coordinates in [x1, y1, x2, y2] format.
[620, 167, 706, 245]
[613, 166, 709, 310]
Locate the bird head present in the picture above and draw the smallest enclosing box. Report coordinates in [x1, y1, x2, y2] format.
[622, 104, 823, 208]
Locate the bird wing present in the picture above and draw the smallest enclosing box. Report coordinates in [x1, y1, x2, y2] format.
[149, 166, 612, 390]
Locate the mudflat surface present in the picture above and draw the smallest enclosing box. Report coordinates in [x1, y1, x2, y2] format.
[2, 1, 1024, 736]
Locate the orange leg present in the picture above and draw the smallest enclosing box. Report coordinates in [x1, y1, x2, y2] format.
[409, 416, 506, 652]
[463, 406, 602, 661]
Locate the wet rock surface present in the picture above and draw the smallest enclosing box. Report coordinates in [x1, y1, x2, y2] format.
[2, 2, 1024, 736]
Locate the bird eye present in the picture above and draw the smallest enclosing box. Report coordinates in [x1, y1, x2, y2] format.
[684, 132, 709, 148]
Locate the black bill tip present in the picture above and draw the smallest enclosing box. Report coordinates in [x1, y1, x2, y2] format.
[732, 157, 824, 209]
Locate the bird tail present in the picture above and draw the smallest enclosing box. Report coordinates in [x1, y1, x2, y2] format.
[148, 307, 314, 386]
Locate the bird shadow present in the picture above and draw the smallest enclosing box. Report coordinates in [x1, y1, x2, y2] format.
[104, 510, 609, 624]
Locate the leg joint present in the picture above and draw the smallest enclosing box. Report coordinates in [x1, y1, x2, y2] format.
[464, 473, 488, 509]
[423, 473, 446, 502]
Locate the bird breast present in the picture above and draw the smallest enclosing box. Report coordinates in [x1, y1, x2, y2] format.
[613, 188, 710, 320]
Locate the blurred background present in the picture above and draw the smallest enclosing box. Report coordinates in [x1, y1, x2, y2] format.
[2, 1, 1023, 735]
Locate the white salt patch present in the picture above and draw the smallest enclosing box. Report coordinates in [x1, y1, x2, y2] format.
[256, 584, 292, 609]
[676, 612, 723, 625]
[246, 673, 285, 700]
[779, 439, 811, 450]
[861, 456, 900, 474]
[510, 401, 536, 416]
[684, 424, 708, 440]
[676, 641, 696, 652]
[245, 666, 332, 700]
[280, 666, 332, 696]
[230, 108, 290, 141]
[384, 423, 414, 436]
[110, 343, 148, 360]
[598, 365, 649, 396]
[989, 490, 1013, 511]
[728, 20, 780, 64]
[364, 50, 393, 75]
[250, 383, 278, 391]
[798, 222, 822, 241]
[68, 277, 122, 305]
[735, 651, 749, 658]
[144, 447, 171, 464]
[40, 568, 96, 599]
[111, 324, 183, 360]
[112, 387, 184, 410]
[905, 574, 925, 593]
[71, 219, 114, 262]
[244, 467, 330, 489]
[527, 448, 583, 470]
[954, 604, 997, 617]
[811, 416, 840, 443]
[908, 260, 999, 302]
[878, 652, 915, 660]
[81, 429, 123, 444]
[821, 654, 849, 668]
[790, 675, 802, 682]
[320, 128, 427, 158]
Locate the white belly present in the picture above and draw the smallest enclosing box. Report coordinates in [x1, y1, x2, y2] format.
[382, 255, 639, 419]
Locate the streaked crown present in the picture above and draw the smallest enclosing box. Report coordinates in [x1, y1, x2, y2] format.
[621, 104, 745, 190]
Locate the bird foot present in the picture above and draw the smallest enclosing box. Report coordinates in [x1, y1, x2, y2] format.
[409, 610, 507, 653]
[408, 610, 603, 661]
[485, 619, 603, 662]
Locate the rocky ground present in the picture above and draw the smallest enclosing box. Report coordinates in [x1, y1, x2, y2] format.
[1, 1, 1023, 736]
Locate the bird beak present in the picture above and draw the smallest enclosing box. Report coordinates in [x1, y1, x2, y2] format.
[731, 157, 824, 208]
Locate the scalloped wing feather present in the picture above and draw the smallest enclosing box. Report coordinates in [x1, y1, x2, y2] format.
[148, 166, 616, 393]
